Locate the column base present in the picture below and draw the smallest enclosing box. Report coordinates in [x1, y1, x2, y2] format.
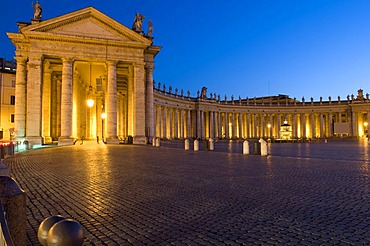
[43, 136, 53, 144]
[25, 136, 43, 149]
[58, 137, 75, 146]
[105, 136, 120, 144]
[133, 136, 147, 145]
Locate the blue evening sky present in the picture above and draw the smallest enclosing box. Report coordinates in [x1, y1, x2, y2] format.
[2, 0, 370, 100]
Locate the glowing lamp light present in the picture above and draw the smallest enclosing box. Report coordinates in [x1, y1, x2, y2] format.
[87, 98, 94, 107]
[267, 123, 271, 128]
[101, 113, 106, 119]
[364, 122, 368, 127]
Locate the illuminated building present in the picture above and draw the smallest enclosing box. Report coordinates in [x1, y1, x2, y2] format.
[6, 7, 370, 146]
[0, 59, 16, 141]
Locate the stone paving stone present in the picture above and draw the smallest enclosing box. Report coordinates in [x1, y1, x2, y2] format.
[3, 140, 370, 245]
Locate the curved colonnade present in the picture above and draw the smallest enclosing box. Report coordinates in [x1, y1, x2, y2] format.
[153, 88, 370, 141]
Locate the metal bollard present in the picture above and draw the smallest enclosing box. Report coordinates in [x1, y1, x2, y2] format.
[152, 138, 156, 146]
[194, 139, 199, 151]
[38, 215, 66, 246]
[259, 138, 268, 156]
[155, 138, 160, 147]
[184, 139, 189, 150]
[47, 219, 84, 246]
[243, 140, 249, 155]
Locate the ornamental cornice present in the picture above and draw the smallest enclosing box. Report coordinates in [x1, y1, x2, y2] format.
[24, 32, 149, 50]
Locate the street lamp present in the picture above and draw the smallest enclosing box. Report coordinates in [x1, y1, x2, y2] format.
[267, 123, 272, 142]
[101, 112, 106, 141]
[364, 121, 368, 138]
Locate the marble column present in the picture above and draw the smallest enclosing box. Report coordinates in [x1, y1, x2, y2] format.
[352, 111, 357, 137]
[42, 64, 52, 144]
[14, 56, 27, 139]
[145, 63, 155, 141]
[277, 114, 281, 139]
[320, 114, 325, 138]
[180, 109, 184, 139]
[200, 110, 204, 139]
[175, 109, 179, 138]
[292, 114, 297, 139]
[105, 61, 119, 144]
[26, 56, 43, 145]
[238, 113, 243, 138]
[186, 110, 191, 138]
[132, 63, 146, 144]
[196, 110, 201, 139]
[328, 113, 333, 137]
[253, 114, 258, 138]
[209, 111, 214, 138]
[311, 113, 315, 138]
[169, 108, 173, 138]
[301, 113, 306, 138]
[156, 106, 161, 138]
[246, 114, 250, 138]
[163, 106, 167, 139]
[58, 58, 74, 146]
[224, 113, 229, 139]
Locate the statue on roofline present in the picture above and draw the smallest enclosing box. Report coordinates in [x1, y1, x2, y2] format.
[132, 13, 145, 34]
[147, 20, 153, 37]
[200, 87, 207, 99]
[32, 1, 42, 20]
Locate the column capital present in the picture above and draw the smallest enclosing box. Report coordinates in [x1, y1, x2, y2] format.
[61, 57, 73, 63]
[106, 60, 118, 66]
[14, 56, 27, 63]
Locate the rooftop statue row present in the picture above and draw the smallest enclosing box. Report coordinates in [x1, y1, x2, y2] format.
[30, 2, 154, 38]
[132, 13, 153, 38]
[154, 83, 370, 106]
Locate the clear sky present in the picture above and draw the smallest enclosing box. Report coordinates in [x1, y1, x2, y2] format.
[2, 0, 370, 100]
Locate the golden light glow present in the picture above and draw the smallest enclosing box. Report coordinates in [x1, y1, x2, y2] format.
[267, 123, 271, 128]
[364, 122, 368, 127]
[101, 113, 106, 119]
[87, 98, 94, 107]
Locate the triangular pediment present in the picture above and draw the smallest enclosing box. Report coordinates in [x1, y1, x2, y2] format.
[21, 7, 151, 45]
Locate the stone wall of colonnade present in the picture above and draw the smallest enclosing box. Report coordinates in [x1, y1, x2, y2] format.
[153, 88, 370, 140]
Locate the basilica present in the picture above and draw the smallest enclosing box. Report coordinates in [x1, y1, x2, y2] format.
[7, 6, 370, 147]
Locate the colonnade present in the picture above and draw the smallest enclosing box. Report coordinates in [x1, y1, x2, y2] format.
[154, 93, 370, 140]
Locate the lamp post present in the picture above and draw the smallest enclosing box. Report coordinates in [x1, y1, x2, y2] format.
[267, 123, 271, 142]
[101, 112, 106, 142]
[364, 121, 368, 138]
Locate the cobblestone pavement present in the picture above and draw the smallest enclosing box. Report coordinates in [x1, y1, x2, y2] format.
[4, 139, 370, 245]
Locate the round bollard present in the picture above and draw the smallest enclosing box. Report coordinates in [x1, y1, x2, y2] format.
[209, 138, 214, 151]
[259, 138, 268, 156]
[243, 140, 249, 155]
[38, 215, 66, 246]
[155, 138, 160, 147]
[152, 138, 156, 146]
[184, 139, 189, 150]
[47, 219, 85, 246]
[194, 139, 199, 151]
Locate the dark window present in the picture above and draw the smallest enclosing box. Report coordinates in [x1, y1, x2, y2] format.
[10, 114, 14, 123]
[10, 95, 15, 105]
